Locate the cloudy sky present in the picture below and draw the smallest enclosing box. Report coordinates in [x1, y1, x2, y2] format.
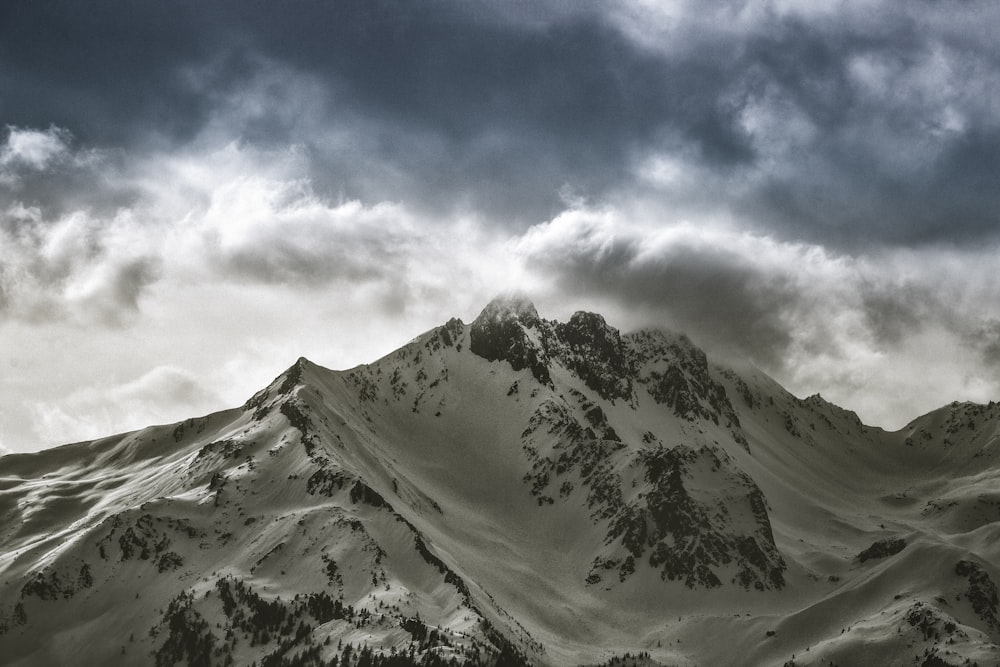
[2, 0, 1000, 453]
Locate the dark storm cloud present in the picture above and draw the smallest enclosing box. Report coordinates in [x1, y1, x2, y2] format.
[221, 1, 757, 223]
[2, 0, 749, 225]
[515, 203, 1000, 379]
[4, 1, 1000, 242]
[976, 323, 1000, 370]
[582, 246, 799, 367]
[859, 283, 933, 348]
[735, 12, 1000, 248]
[518, 215, 803, 365]
[0, 1, 218, 145]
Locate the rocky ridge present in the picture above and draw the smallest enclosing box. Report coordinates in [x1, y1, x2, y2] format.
[3, 296, 1000, 666]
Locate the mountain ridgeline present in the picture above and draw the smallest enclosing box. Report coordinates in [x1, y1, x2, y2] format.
[3, 296, 1000, 666]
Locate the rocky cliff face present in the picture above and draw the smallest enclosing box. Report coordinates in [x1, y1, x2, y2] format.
[470, 296, 784, 591]
[469, 295, 551, 386]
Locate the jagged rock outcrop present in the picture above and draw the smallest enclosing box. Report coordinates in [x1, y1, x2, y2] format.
[470, 295, 551, 385]
[857, 537, 907, 563]
[470, 299, 745, 439]
[626, 330, 741, 427]
[956, 560, 1000, 630]
[553, 311, 633, 402]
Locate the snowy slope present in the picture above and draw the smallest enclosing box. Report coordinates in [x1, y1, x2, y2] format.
[1, 296, 1000, 667]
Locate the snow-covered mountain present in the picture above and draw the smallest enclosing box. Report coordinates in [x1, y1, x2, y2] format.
[2, 296, 1000, 666]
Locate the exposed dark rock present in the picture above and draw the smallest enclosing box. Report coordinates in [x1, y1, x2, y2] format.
[956, 560, 1000, 629]
[20, 561, 95, 601]
[321, 554, 343, 588]
[208, 471, 227, 492]
[156, 551, 184, 573]
[521, 395, 783, 590]
[430, 317, 465, 350]
[626, 330, 748, 450]
[194, 439, 244, 462]
[469, 296, 551, 385]
[305, 466, 351, 497]
[857, 537, 906, 563]
[277, 358, 309, 396]
[349, 481, 392, 509]
[919, 656, 953, 667]
[635, 446, 785, 589]
[280, 400, 319, 457]
[117, 514, 171, 561]
[554, 311, 632, 402]
[97, 513, 204, 563]
[152, 591, 214, 667]
[401, 616, 430, 642]
[629, 332, 733, 422]
[242, 358, 309, 420]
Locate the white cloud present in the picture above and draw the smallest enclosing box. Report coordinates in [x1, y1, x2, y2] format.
[30, 366, 224, 447]
[0, 125, 71, 172]
[0, 125, 106, 192]
[0, 204, 159, 325]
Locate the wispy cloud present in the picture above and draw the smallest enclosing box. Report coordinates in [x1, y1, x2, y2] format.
[31, 365, 224, 447]
[0, 126, 72, 175]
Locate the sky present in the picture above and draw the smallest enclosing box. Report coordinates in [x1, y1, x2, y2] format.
[2, 0, 1000, 454]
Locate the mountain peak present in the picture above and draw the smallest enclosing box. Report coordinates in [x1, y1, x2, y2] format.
[241, 356, 322, 418]
[469, 294, 550, 385]
[473, 293, 540, 327]
[12, 298, 1000, 666]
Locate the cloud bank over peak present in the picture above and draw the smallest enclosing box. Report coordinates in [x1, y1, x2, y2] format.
[3, 1, 1000, 450]
[517, 204, 1000, 426]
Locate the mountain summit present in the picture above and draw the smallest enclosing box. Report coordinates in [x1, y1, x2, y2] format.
[472, 294, 541, 325]
[2, 298, 1000, 666]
